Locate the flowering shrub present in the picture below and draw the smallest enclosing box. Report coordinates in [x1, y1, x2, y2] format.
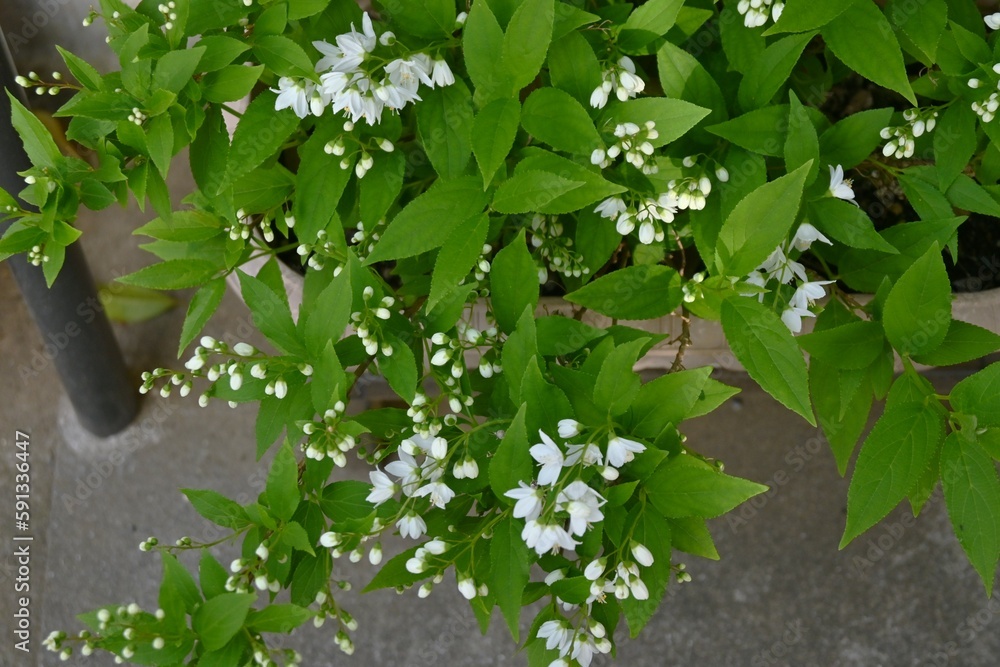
[4, 0, 1000, 665]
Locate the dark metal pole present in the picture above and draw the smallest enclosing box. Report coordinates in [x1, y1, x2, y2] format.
[0, 24, 137, 437]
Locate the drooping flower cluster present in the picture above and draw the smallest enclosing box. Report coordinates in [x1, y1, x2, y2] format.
[272, 13, 456, 125]
[300, 401, 357, 466]
[350, 286, 397, 356]
[594, 192, 678, 245]
[429, 323, 502, 384]
[968, 65, 1000, 123]
[583, 540, 656, 603]
[743, 223, 835, 334]
[296, 227, 345, 274]
[529, 214, 591, 282]
[737, 0, 784, 28]
[665, 154, 730, 212]
[880, 108, 938, 159]
[589, 56, 645, 109]
[536, 615, 612, 667]
[591, 121, 659, 174]
[505, 424, 645, 557]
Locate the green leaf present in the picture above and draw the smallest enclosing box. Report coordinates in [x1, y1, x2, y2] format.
[503, 0, 555, 91]
[951, 363, 1000, 428]
[605, 97, 710, 148]
[491, 230, 540, 334]
[766, 0, 859, 34]
[178, 278, 226, 357]
[491, 516, 532, 641]
[253, 35, 314, 77]
[152, 46, 205, 94]
[898, 172, 954, 221]
[160, 552, 202, 614]
[147, 113, 174, 178]
[417, 78, 474, 180]
[472, 97, 520, 187]
[521, 87, 600, 155]
[304, 267, 353, 357]
[199, 551, 229, 599]
[266, 443, 301, 522]
[738, 32, 816, 111]
[947, 174, 1000, 217]
[201, 65, 265, 103]
[256, 396, 288, 459]
[320, 480, 375, 527]
[80, 178, 117, 210]
[514, 148, 627, 213]
[935, 104, 978, 190]
[799, 321, 886, 370]
[628, 368, 713, 438]
[196, 35, 252, 72]
[491, 170, 584, 215]
[291, 551, 331, 606]
[7, 91, 61, 168]
[430, 212, 489, 310]
[668, 516, 719, 560]
[807, 198, 898, 253]
[225, 92, 300, 187]
[565, 265, 682, 320]
[293, 124, 352, 242]
[56, 46, 103, 90]
[490, 404, 532, 501]
[722, 297, 815, 424]
[134, 211, 223, 243]
[237, 271, 303, 356]
[821, 2, 916, 105]
[889, 0, 948, 63]
[656, 41, 727, 128]
[841, 401, 945, 546]
[464, 1, 511, 102]
[386, 0, 456, 38]
[716, 162, 811, 277]
[181, 489, 249, 529]
[593, 339, 646, 417]
[118, 259, 219, 290]
[618, 0, 683, 52]
[882, 244, 952, 357]
[941, 433, 1000, 595]
[379, 333, 418, 403]
[784, 92, 820, 183]
[810, 359, 872, 475]
[647, 456, 768, 518]
[366, 176, 488, 263]
[246, 604, 314, 634]
[192, 593, 256, 651]
[819, 108, 895, 169]
[547, 32, 602, 107]
[913, 321, 1000, 367]
[99, 284, 176, 324]
[707, 105, 790, 157]
[535, 316, 605, 356]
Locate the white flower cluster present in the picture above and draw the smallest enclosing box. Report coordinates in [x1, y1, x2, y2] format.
[301, 401, 357, 466]
[536, 615, 612, 667]
[743, 224, 835, 334]
[228, 545, 281, 595]
[590, 56, 645, 109]
[529, 214, 590, 282]
[594, 192, 677, 245]
[27, 244, 49, 266]
[323, 121, 396, 179]
[351, 286, 397, 356]
[737, 0, 784, 28]
[272, 13, 456, 125]
[14, 70, 65, 97]
[430, 324, 502, 383]
[880, 108, 937, 159]
[591, 121, 659, 174]
[969, 65, 1000, 123]
[505, 424, 645, 557]
[296, 227, 344, 273]
[349, 219, 383, 260]
[156, 1, 177, 30]
[45, 605, 169, 661]
[582, 541, 655, 604]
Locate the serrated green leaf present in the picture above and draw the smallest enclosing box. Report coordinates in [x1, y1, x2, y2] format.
[202, 65, 265, 103]
[490, 404, 532, 501]
[565, 265, 682, 320]
[178, 278, 226, 357]
[253, 35, 314, 77]
[491, 516, 532, 641]
[181, 488, 250, 529]
[766, 0, 859, 34]
[417, 78, 474, 179]
[738, 32, 815, 111]
[618, 0, 683, 52]
[471, 98, 520, 187]
[722, 297, 815, 424]
[799, 321, 886, 370]
[490, 230, 540, 334]
[192, 593, 256, 651]
[196, 35, 252, 72]
[503, 0, 554, 91]
[491, 170, 584, 214]
[430, 212, 489, 310]
[266, 443, 301, 522]
[819, 108, 895, 169]
[647, 456, 768, 518]
[225, 92, 300, 187]
[808, 198, 898, 253]
[119, 259, 219, 290]
[883, 243, 952, 357]
[152, 46, 205, 94]
[8, 91, 62, 169]
[521, 87, 600, 155]
[237, 270, 303, 355]
[246, 604, 314, 634]
[707, 105, 789, 157]
[784, 92, 820, 182]
[913, 320, 1000, 367]
[951, 363, 1000, 428]
[366, 176, 488, 263]
[841, 402, 944, 546]
[941, 433, 1000, 595]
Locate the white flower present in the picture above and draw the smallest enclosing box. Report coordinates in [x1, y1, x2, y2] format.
[530, 431, 566, 486]
[615, 56, 645, 99]
[584, 558, 607, 581]
[565, 442, 603, 468]
[430, 58, 455, 87]
[986, 13, 1000, 31]
[396, 512, 427, 540]
[557, 419, 582, 438]
[522, 519, 579, 555]
[631, 541, 654, 567]
[537, 620, 574, 655]
[791, 223, 833, 252]
[385, 450, 422, 495]
[272, 77, 312, 119]
[594, 197, 626, 221]
[828, 165, 856, 204]
[413, 480, 455, 509]
[781, 306, 813, 334]
[504, 482, 544, 520]
[366, 468, 398, 506]
[590, 80, 612, 109]
[606, 436, 645, 468]
[759, 246, 807, 284]
[385, 57, 433, 93]
[557, 481, 606, 536]
[457, 577, 477, 600]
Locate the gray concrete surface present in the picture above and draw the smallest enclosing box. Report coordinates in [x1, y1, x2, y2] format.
[2, 2, 1000, 666]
